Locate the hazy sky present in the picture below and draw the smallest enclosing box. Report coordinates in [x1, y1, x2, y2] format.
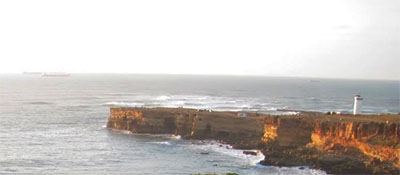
[1, 0, 399, 80]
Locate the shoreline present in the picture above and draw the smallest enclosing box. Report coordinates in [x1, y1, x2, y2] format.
[107, 107, 400, 174]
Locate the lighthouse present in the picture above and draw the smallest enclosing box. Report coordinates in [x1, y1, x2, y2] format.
[353, 94, 363, 115]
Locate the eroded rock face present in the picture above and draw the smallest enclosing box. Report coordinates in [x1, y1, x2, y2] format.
[107, 107, 400, 174]
[307, 120, 400, 173]
[107, 107, 265, 148]
[260, 115, 400, 174]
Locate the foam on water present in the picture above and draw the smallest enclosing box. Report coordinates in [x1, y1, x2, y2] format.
[151, 141, 172, 146]
[103, 94, 290, 114]
[155, 95, 170, 101]
[110, 129, 133, 135]
[168, 134, 182, 140]
[185, 140, 264, 167]
[103, 102, 144, 107]
[1, 74, 397, 174]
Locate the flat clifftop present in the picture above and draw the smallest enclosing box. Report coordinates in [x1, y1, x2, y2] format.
[107, 107, 265, 148]
[107, 107, 400, 174]
[259, 114, 400, 174]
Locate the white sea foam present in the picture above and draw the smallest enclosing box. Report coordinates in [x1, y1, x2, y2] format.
[168, 135, 182, 140]
[138, 134, 182, 140]
[152, 141, 172, 145]
[155, 95, 170, 101]
[3, 74, 396, 175]
[103, 102, 144, 107]
[111, 129, 133, 135]
[188, 140, 265, 166]
[104, 94, 294, 114]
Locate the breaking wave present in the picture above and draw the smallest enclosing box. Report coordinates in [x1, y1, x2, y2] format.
[103, 95, 291, 114]
[187, 140, 265, 166]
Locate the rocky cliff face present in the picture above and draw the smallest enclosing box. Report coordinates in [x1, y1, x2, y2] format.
[107, 107, 400, 174]
[308, 119, 400, 173]
[107, 107, 264, 148]
[260, 115, 400, 174]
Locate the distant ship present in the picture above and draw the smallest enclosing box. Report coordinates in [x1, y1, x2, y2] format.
[41, 72, 70, 77]
[22, 72, 43, 75]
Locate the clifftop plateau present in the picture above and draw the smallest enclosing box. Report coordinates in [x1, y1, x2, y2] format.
[107, 107, 400, 174]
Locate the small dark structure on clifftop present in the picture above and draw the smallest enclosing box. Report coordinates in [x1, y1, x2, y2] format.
[107, 107, 400, 174]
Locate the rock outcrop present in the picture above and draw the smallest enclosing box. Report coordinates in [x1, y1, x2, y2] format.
[259, 115, 400, 174]
[107, 107, 264, 148]
[107, 107, 400, 174]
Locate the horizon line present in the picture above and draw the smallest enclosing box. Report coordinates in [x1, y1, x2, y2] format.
[2, 72, 398, 81]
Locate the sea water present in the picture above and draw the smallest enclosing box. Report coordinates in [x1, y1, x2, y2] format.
[0, 74, 398, 174]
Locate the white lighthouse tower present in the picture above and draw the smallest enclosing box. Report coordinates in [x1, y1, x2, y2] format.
[353, 93, 363, 115]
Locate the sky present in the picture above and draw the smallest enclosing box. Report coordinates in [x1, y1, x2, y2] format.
[0, 0, 399, 80]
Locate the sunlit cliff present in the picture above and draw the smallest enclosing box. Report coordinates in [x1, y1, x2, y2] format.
[107, 107, 400, 174]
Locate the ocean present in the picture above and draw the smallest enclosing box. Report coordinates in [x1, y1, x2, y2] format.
[0, 74, 398, 174]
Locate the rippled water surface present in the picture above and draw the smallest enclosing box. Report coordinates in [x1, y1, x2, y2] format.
[0, 74, 397, 174]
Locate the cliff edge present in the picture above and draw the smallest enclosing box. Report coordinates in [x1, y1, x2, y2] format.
[107, 107, 400, 174]
[259, 115, 400, 174]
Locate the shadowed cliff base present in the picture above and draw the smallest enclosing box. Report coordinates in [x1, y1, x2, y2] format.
[107, 107, 400, 174]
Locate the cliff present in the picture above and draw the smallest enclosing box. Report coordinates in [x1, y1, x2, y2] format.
[107, 107, 400, 174]
[107, 107, 264, 148]
[260, 115, 400, 174]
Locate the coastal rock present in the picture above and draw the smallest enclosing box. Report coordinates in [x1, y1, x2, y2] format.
[243, 150, 259, 156]
[107, 107, 400, 174]
[107, 107, 264, 148]
[259, 115, 400, 174]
